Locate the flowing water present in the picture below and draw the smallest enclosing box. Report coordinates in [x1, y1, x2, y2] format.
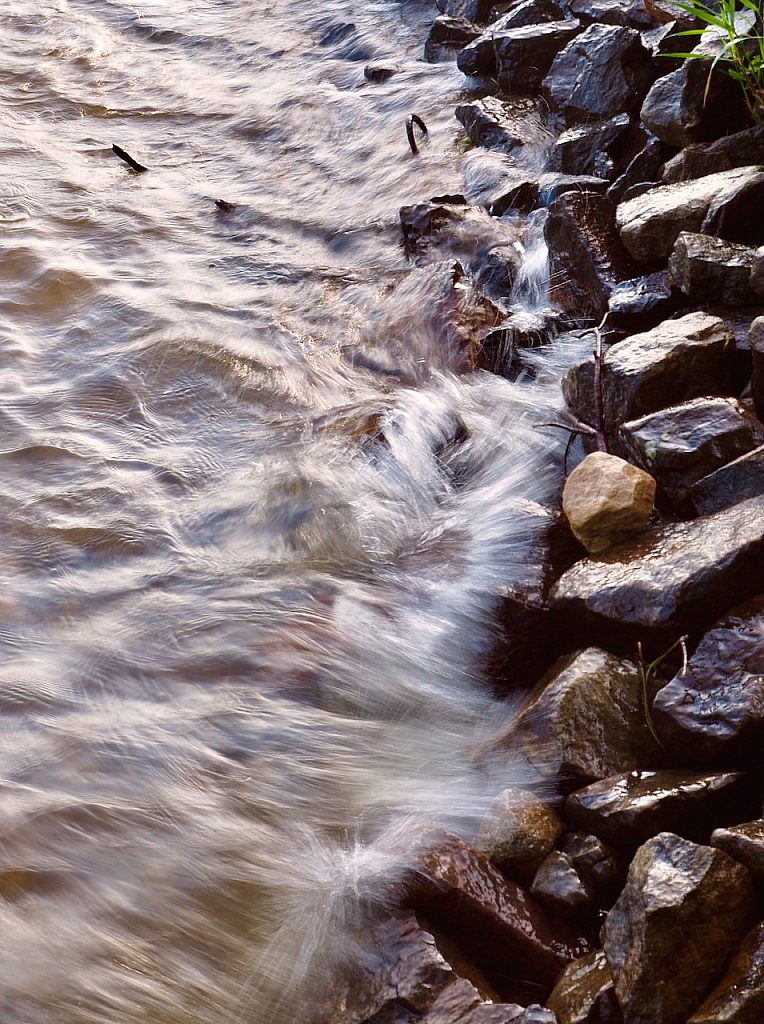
[0, 2, 586, 1021]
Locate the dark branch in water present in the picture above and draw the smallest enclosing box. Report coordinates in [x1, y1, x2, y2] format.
[406, 114, 428, 156]
[112, 144, 148, 173]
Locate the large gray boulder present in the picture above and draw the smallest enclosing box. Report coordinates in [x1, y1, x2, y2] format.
[543, 24, 655, 123]
[549, 494, 764, 636]
[652, 595, 764, 763]
[616, 165, 764, 264]
[457, 20, 582, 90]
[601, 832, 755, 1024]
[513, 647, 663, 783]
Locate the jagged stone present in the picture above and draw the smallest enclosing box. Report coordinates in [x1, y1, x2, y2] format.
[643, 0, 700, 29]
[605, 269, 683, 331]
[543, 25, 655, 123]
[424, 16, 482, 63]
[711, 820, 764, 881]
[545, 190, 636, 320]
[601, 832, 755, 1024]
[568, 0, 653, 27]
[688, 443, 764, 516]
[564, 772, 759, 849]
[549, 494, 764, 638]
[547, 115, 632, 179]
[457, 20, 582, 91]
[486, 174, 610, 217]
[546, 949, 623, 1024]
[530, 851, 593, 919]
[415, 978, 531, 1024]
[663, 120, 764, 183]
[749, 315, 764, 420]
[689, 921, 764, 1024]
[619, 396, 764, 504]
[669, 232, 759, 306]
[441, 0, 497, 24]
[455, 96, 552, 157]
[471, 787, 565, 886]
[562, 312, 736, 439]
[405, 830, 592, 997]
[559, 832, 621, 906]
[607, 134, 667, 205]
[616, 166, 764, 264]
[493, 0, 566, 29]
[513, 646, 663, 783]
[652, 595, 764, 764]
[562, 452, 656, 555]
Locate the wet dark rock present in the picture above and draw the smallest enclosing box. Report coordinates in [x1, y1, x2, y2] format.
[750, 246, 764, 297]
[562, 312, 735, 439]
[441, 0, 496, 25]
[749, 315, 764, 420]
[559, 833, 620, 905]
[616, 166, 764, 265]
[471, 787, 565, 886]
[606, 134, 667, 205]
[688, 443, 764, 516]
[652, 595, 764, 764]
[663, 120, 764, 183]
[669, 232, 758, 306]
[643, 0, 700, 30]
[545, 190, 636, 321]
[495, 0, 567, 29]
[457, 20, 582, 92]
[689, 921, 764, 1024]
[620, 396, 764, 504]
[546, 949, 623, 1024]
[530, 851, 594, 919]
[605, 269, 685, 332]
[455, 96, 552, 157]
[364, 65, 396, 83]
[543, 25, 655, 124]
[549, 494, 764, 639]
[414, 978, 531, 1024]
[640, 56, 751, 149]
[405, 830, 593, 999]
[564, 771, 760, 850]
[568, 0, 654, 28]
[711, 820, 764, 882]
[547, 115, 632, 180]
[513, 647, 663, 783]
[424, 16, 482, 63]
[601, 832, 755, 1024]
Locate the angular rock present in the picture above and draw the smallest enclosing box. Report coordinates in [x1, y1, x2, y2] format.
[564, 771, 759, 849]
[424, 16, 483, 63]
[562, 452, 656, 555]
[712, 820, 764, 882]
[601, 832, 755, 1024]
[416, 978, 530, 1024]
[549, 494, 764, 638]
[455, 96, 552, 157]
[689, 922, 764, 1024]
[688, 443, 764, 516]
[605, 269, 683, 332]
[494, 0, 567, 29]
[546, 949, 623, 1024]
[559, 832, 620, 906]
[562, 312, 736, 438]
[545, 190, 636, 320]
[530, 851, 594, 919]
[749, 314, 764, 420]
[652, 595, 764, 764]
[607, 134, 667, 205]
[543, 25, 655, 123]
[457, 20, 582, 92]
[568, 0, 653, 28]
[663, 120, 764, 183]
[487, 173, 610, 218]
[616, 165, 764, 264]
[405, 830, 592, 996]
[471, 787, 565, 886]
[669, 231, 758, 306]
[619, 396, 764, 503]
[547, 114, 632, 179]
[441, 0, 496, 24]
[513, 647, 663, 783]
[643, 0, 700, 30]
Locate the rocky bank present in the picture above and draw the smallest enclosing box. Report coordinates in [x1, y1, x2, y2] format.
[324, 1, 764, 1021]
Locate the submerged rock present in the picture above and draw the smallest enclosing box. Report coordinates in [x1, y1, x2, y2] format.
[668, 232, 758, 306]
[457, 20, 582, 91]
[688, 921, 764, 1024]
[546, 949, 622, 1024]
[663, 120, 764, 183]
[619, 396, 764, 504]
[549, 493, 764, 638]
[564, 771, 758, 849]
[562, 452, 655, 556]
[471, 787, 565, 886]
[513, 646, 663, 783]
[616, 165, 764, 264]
[601, 832, 755, 1024]
[652, 595, 764, 764]
[543, 24, 654, 123]
[455, 96, 552, 157]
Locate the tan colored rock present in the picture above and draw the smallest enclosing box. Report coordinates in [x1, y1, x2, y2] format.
[471, 787, 565, 886]
[562, 451, 655, 555]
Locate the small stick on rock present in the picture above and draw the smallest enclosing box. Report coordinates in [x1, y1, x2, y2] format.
[406, 114, 428, 156]
[112, 144, 148, 173]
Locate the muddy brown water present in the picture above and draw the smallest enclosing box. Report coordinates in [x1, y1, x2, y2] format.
[0, 2, 588, 1021]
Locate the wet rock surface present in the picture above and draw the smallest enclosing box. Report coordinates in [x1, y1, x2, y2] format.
[712, 820, 764, 882]
[652, 595, 764, 764]
[546, 949, 623, 1024]
[455, 96, 552, 156]
[472, 787, 565, 886]
[748, 315, 764, 420]
[546, 114, 632, 179]
[688, 443, 764, 516]
[457, 20, 582, 91]
[669, 231, 759, 306]
[530, 851, 595, 920]
[688, 921, 764, 1024]
[514, 647, 662, 783]
[424, 16, 483, 63]
[562, 452, 655, 555]
[564, 771, 759, 849]
[601, 832, 755, 1024]
[663, 120, 764, 183]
